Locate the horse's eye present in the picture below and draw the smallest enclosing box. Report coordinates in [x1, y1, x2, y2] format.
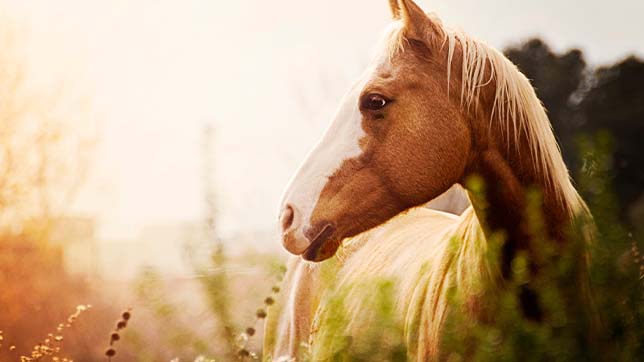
[361, 94, 389, 111]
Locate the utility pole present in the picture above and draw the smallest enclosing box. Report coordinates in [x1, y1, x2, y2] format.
[202, 124, 221, 251]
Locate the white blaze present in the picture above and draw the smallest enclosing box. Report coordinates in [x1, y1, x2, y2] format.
[279, 27, 396, 251]
[279, 79, 367, 247]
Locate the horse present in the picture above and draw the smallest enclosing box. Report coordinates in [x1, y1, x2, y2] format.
[265, 0, 594, 360]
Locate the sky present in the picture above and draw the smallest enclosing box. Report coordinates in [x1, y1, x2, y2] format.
[3, 0, 643, 241]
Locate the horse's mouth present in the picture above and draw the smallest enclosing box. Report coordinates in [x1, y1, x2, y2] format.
[302, 223, 337, 262]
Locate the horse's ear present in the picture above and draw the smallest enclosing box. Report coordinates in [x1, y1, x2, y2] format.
[395, 0, 443, 43]
[388, 0, 402, 19]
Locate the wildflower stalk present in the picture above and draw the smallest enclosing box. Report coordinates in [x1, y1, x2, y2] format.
[235, 266, 286, 361]
[20, 304, 91, 362]
[104, 308, 132, 361]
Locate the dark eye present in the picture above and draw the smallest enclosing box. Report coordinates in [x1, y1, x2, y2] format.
[361, 94, 389, 111]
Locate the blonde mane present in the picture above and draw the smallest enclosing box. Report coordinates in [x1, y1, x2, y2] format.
[384, 17, 588, 217]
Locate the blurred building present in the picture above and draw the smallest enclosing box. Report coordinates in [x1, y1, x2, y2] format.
[50, 217, 281, 280]
[96, 222, 211, 280]
[49, 217, 99, 278]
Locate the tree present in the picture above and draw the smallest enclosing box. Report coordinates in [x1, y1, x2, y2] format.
[578, 57, 644, 223]
[0, 13, 95, 232]
[505, 39, 644, 226]
[0, 12, 105, 361]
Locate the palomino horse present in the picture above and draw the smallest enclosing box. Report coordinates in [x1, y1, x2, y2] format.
[266, 0, 593, 360]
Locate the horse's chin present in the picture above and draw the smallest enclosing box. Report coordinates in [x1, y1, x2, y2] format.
[301, 234, 342, 262]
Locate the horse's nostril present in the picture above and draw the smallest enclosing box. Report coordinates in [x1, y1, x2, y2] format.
[281, 204, 295, 232]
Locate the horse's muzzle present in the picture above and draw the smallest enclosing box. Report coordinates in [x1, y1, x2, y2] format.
[280, 204, 337, 261]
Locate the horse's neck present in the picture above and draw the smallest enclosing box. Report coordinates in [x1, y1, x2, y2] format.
[466, 145, 572, 320]
[475, 145, 572, 235]
[463, 84, 574, 243]
[471, 142, 572, 241]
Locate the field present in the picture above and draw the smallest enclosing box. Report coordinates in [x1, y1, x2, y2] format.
[0, 1, 643, 361]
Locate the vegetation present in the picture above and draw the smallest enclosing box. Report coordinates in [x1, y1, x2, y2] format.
[438, 133, 643, 362]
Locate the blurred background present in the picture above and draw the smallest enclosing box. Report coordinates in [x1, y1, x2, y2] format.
[0, 0, 642, 360]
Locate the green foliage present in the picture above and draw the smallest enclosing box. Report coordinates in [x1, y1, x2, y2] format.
[135, 268, 213, 359]
[439, 133, 643, 362]
[310, 279, 407, 362]
[578, 134, 644, 361]
[199, 246, 237, 359]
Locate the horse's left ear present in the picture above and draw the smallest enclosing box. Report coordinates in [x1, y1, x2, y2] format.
[390, 0, 443, 44]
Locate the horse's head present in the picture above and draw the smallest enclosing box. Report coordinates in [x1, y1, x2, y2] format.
[279, 0, 473, 261]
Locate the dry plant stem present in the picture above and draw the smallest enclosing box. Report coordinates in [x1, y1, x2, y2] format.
[236, 267, 285, 361]
[19, 304, 91, 362]
[105, 309, 132, 362]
